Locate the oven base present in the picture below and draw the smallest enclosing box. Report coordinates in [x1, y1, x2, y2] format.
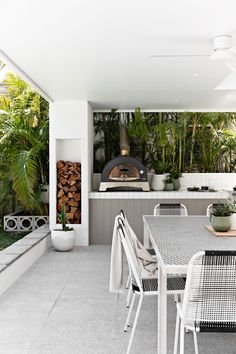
[99, 181, 150, 192]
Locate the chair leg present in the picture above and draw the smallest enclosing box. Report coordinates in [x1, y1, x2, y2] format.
[126, 295, 143, 354]
[179, 322, 185, 354]
[174, 310, 180, 354]
[126, 283, 132, 308]
[193, 331, 199, 354]
[124, 293, 135, 332]
[126, 272, 131, 289]
[174, 294, 179, 303]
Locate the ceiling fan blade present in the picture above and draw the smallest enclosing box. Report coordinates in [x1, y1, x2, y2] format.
[150, 54, 210, 58]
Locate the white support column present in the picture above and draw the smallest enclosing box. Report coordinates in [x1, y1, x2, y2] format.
[49, 100, 93, 246]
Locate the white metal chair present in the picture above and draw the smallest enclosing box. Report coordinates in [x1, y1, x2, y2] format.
[117, 217, 186, 354]
[154, 203, 188, 216]
[174, 250, 236, 354]
[206, 203, 213, 216]
[119, 209, 156, 307]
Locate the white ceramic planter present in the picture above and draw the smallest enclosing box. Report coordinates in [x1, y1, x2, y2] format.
[211, 215, 231, 232]
[230, 213, 236, 230]
[151, 174, 165, 191]
[51, 229, 76, 251]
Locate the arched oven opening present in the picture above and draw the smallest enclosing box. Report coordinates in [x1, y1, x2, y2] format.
[99, 122, 150, 191]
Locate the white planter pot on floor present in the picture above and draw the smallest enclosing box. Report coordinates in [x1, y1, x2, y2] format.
[51, 230, 76, 251]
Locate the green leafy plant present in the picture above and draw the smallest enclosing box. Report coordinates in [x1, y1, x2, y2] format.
[170, 170, 182, 179]
[164, 174, 174, 184]
[211, 202, 235, 217]
[0, 69, 49, 214]
[127, 107, 150, 165]
[93, 110, 236, 174]
[232, 201, 236, 212]
[57, 204, 73, 231]
[152, 161, 167, 174]
[93, 109, 120, 172]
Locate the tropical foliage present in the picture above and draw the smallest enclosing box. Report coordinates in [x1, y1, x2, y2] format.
[0, 68, 49, 215]
[93, 109, 120, 172]
[93, 110, 236, 173]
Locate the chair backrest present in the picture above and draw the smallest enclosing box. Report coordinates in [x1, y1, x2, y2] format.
[117, 217, 143, 293]
[153, 203, 188, 216]
[182, 250, 236, 332]
[206, 204, 213, 216]
[119, 210, 139, 246]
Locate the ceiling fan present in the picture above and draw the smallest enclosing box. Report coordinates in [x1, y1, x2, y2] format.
[150, 35, 236, 61]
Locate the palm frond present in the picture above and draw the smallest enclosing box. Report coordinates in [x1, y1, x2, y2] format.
[10, 150, 39, 210]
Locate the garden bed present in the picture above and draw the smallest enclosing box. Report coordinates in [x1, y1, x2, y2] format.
[0, 226, 28, 251]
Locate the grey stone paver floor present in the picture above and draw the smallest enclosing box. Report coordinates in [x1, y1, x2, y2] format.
[0, 245, 235, 353]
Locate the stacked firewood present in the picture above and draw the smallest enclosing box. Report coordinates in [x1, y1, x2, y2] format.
[57, 160, 81, 224]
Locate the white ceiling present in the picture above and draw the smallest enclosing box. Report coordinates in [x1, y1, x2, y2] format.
[1, 0, 236, 110]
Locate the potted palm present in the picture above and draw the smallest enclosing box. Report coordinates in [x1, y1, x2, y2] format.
[51, 204, 76, 251]
[164, 174, 174, 191]
[210, 202, 234, 232]
[170, 170, 182, 191]
[151, 161, 166, 191]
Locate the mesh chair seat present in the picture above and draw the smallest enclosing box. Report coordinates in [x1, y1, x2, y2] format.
[196, 321, 236, 332]
[132, 276, 186, 292]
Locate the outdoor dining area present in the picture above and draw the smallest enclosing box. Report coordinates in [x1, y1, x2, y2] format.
[110, 204, 236, 354]
[2, 2, 236, 353]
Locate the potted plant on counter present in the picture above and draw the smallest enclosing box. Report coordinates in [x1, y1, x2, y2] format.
[51, 203, 76, 251]
[164, 174, 174, 191]
[151, 161, 166, 191]
[210, 202, 234, 232]
[170, 170, 182, 191]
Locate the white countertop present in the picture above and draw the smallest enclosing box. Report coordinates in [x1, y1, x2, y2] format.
[89, 190, 230, 199]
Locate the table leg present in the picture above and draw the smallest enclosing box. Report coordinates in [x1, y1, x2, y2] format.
[158, 266, 167, 354]
[143, 221, 150, 248]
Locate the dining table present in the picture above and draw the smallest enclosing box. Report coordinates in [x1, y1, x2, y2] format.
[143, 215, 236, 354]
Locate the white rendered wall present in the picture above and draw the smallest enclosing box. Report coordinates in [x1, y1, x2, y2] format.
[49, 101, 93, 246]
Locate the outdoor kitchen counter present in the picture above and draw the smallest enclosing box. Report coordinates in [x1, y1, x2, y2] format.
[89, 191, 231, 244]
[89, 190, 230, 199]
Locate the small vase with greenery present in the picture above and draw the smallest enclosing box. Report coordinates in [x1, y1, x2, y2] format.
[210, 202, 234, 232]
[51, 204, 76, 251]
[164, 174, 174, 191]
[170, 170, 182, 191]
[151, 161, 167, 191]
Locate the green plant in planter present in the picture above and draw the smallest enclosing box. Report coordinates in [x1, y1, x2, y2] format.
[152, 161, 167, 175]
[170, 170, 182, 190]
[211, 202, 234, 217]
[170, 170, 182, 179]
[164, 174, 174, 191]
[164, 175, 174, 184]
[57, 204, 73, 231]
[52, 203, 75, 251]
[210, 202, 235, 232]
[151, 161, 168, 191]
